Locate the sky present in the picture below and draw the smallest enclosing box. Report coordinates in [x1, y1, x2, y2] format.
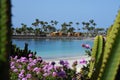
[11, 0, 120, 29]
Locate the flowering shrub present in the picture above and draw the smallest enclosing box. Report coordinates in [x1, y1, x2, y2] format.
[10, 44, 91, 80]
[10, 55, 91, 80]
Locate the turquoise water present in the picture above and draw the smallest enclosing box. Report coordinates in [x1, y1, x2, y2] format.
[12, 39, 93, 59]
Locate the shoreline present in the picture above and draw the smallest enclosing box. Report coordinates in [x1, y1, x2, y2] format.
[43, 55, 89, 61]
[12, 35, 94, 40]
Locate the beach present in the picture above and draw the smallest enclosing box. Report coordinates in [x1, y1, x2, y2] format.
[44, 55, 91, 72]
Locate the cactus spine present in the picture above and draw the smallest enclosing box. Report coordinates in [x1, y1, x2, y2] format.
[0, 0, 11, 80]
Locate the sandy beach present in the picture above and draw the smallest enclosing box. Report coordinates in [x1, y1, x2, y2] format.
[44, 55, 91, 72]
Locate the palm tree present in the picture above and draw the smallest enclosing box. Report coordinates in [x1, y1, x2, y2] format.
[82, 19, 96, 37]
[50, 20, 54, 26]
[67, 27, 75, 33]
[46, 25, 52, 33]
[27, 27, 34, 35]
[34, 28, 41, 36]
[76, 22, 80, 32]
[54, 20, 58, 26]
[21, 23, 27, 35]
[69, 22, 73, 25]
[32, 19, 40, 27]
[61, 22, 68, 33]
[16, 28, 22, 35]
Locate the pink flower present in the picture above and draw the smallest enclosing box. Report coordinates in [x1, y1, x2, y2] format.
[11, 65, 15, 70]
[43, 72, 50, 77]
[18, 73, 24, 78]
[82, 44, 90, 49]
[22, 78, 27, 80]
[33, 59, 37, 64]
[13, 69, 18, 72]
[27, 65, 31, 70]
[52, 72, 57, 77]
[18, 65, 22, 68]
[80, 58, 87, 64]
[28, 54, 33, 57]
[28, 62, 36, 67]
[10, 62, 15, 67]
[33, 67, 41, 74]
[29, 58, 33, 62]
[14, 56, 18, 60]
[20, 69, 25, 74]
[20, 57, 28, 63]
[26, 74, 32, 78]
[85, 44, 90, 49]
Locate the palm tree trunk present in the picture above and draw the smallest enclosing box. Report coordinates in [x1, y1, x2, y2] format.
[0, 0, 11, 80]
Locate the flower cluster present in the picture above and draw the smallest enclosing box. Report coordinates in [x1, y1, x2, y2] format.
[82, 44, 90, 49]
[10, 53, 89, 80]
[82, 44, 92, 57]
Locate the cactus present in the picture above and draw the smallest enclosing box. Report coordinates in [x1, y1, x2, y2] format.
[88, 35, 105, 79]
[97, 10, 120, 80]
[87, 10, 120, 80]
[0, 0, 11, 80]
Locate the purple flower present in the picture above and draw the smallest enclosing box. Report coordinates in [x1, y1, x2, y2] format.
[28, 62, 36, 67]
[47, 65, 53, 71]
[18, 73, 24, 78]
[52, 72, 57, 77]
[57, 71, 66, 78]
[16, 59, 20, 62]
[10, 62, 15, 67]
[37, 57, 42, 62]
[13, 68, 18, 72]
[19, 70, 25, 78]
[11, 65, 15, 70]
[22, 78, 27, 80]
[14, 56, 18, 60]
[33, 59, 37, 64]
[43, 72, 50, 77]
[33, 67, 41, 74]
[85, 44, 90, 49]
[80, 58, 87, 64]
[20, 57, 28, 63]
[20, 69, 25, 74]
[26, 74, 32, 78]
[18, 65, 22, 68]
[82, 44, 90, 49]
[28, 54, 33, 57]
[64, 61, 69, 67]
[27, 65, 31, 70]
[59, 60, 64, 65]
[29, 58, 33, 62]
[51, 61, 56, 66]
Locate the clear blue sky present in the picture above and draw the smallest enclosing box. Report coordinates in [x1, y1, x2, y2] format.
[11, 0, 120, 29]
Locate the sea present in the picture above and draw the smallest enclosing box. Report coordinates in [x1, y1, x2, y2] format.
[12, 39, 93, 59]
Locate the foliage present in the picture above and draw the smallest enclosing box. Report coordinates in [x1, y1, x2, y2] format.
[11, 42, 36, 59]
[0, 0, 11, 80]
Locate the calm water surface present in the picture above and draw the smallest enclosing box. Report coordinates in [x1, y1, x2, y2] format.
[12, 39, 93, 59]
